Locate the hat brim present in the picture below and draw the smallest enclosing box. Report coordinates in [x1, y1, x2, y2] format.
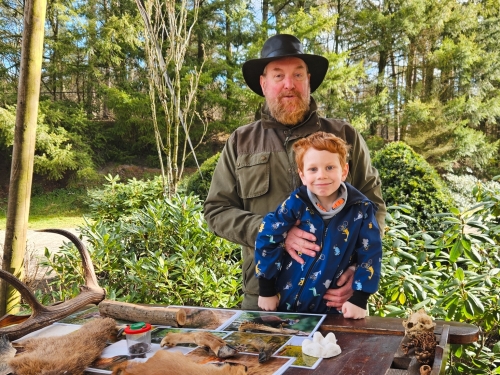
[242, 54, 329, 97]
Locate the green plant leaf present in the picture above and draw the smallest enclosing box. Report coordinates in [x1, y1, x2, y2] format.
[450, 241, 463, 263]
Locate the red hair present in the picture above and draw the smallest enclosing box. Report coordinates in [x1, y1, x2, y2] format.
[293, 131, 351, 171]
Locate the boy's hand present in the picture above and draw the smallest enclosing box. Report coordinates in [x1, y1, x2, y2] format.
[341, 301, 366, 319]
[258, 295, 279, 311]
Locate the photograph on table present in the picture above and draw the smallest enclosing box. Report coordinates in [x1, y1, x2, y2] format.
[88, 354, 129, 372]
[223, 311, 325, 337]
[57, 305, 131, 326]
[275, 336, 323, 369]
[222, 331, 291, 360]
[167, 305, 240, 330]
[150, 327, 229, 346]
[185, 346, 295, 375]
[12, 323, 82, 342]
[86, 338, 194, 373]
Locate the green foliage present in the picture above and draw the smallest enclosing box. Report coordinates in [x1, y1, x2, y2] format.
[42, 194, 242, 308]
[184, 152, 220, 202]
[0, 102, 99, 184]
[444, 174, 500, 211]
[402, 98, 499, 175]
[364, 135, 386, 155]
[373, 183, 500, 373]
[0, 105, 15, 145]
[373, 141, 455, 231]
[86, 174, 166, 222]
[100, 87, 157, 164]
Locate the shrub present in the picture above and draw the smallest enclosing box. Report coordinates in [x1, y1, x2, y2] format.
[373, 185, 500, 374]
[443, 173, 500, 211]
[86, 174, 166, 222]
[43, 193, 242, 308]
[364, 135, 386, 155]
[184, 152, 220, 202]
[373, 141, 455, 232]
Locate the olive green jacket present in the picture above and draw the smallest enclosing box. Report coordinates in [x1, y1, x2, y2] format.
[204, 99, 386, 297]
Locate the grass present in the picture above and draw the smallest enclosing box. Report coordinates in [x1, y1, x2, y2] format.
[0, 188, 88, 230]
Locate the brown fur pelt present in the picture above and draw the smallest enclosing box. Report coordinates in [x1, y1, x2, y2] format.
[112, 350, 247, 375]
[8, 317, 116, 375]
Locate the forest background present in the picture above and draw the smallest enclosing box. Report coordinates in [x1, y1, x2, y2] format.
[1, 0, 499, 188]
[0, 0, 500, 374]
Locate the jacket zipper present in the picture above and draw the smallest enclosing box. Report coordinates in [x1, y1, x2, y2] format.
[291, 197, 366, 311]
[293, 219, 326, 311]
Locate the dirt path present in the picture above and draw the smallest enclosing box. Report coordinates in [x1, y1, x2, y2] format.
[0, 228, 82, 280]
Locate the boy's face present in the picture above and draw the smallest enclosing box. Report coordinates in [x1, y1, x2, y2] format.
[298, 148, 349, 199]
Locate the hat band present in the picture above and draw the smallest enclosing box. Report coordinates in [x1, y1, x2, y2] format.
[265, 47, 304, 58]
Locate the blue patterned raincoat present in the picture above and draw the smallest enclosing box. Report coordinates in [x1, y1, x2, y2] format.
[255, 183, 382, 314]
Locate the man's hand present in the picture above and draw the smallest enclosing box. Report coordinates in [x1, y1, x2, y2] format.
[258, 295, 279, 311]
[284, 220, 320, 264]
[323, 266, 355, 309]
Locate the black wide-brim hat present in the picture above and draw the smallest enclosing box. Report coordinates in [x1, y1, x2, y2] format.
[242, 34, 329, 97]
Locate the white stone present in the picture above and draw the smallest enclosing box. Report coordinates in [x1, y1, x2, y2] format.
[302, 332, 341, 358]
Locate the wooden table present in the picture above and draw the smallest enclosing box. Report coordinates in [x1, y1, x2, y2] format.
[284, 315, 479, 375]
[35, 303, 476, 375]
[97, 304, 479, 375]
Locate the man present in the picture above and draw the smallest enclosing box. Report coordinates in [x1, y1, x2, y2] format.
[204, 34, 386, 310]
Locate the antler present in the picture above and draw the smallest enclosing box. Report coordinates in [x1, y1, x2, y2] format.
[0, 229, 106, 341]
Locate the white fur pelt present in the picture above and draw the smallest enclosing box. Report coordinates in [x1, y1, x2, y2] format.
[8, 317, 116, 375]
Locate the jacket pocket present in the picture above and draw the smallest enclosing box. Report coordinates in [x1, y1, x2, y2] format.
[236, 152, 270, 199]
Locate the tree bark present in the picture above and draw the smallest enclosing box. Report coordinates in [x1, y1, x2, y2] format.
[0, 0, 47, 315]
[99, 300, 187, 326]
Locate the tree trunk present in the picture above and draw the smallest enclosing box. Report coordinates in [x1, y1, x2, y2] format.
[0, 0, 47, 315]
[262, 0, 268, 26]
[370, 48, 388, 136]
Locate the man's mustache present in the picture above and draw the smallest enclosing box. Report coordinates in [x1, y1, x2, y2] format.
[278, 90, 301, 99]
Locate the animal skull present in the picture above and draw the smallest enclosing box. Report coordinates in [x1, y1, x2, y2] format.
[402, 309, 436, 338]
[401, 309, 437, 365]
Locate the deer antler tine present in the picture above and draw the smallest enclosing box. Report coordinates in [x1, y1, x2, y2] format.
[0, 229, 106, 341]
[0, 270, 47, 314]
[37, 229, 100, 289]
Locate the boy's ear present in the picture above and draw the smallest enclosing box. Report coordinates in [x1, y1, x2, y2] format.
[298, 169, 307, 185]
[342, 163, 349, 181]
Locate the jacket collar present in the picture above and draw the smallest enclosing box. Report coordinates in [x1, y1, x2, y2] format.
[297, 183, 374, 211]
[260, 97, 322, 138]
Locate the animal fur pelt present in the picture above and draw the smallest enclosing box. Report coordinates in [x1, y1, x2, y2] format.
[0, 335, 15, 375]
[111, 350, 247, 375]
[7, 317, 116, 375]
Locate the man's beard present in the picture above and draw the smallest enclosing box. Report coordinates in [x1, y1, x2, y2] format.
[267, 89, 311, 125]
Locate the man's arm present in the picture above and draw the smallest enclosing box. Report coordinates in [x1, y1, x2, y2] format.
[204, 138, 262, 248]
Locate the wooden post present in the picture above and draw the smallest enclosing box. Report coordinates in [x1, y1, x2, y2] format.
[0, 0, 47, 315]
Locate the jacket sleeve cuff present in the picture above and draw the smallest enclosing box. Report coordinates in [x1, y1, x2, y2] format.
[259, 278, 277, 297]
[348, 290, 371, 309]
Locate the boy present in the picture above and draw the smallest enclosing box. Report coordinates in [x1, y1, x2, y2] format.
[255, 132, 382, 318]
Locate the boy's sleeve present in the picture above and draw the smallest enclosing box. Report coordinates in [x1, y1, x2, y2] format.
[255, 193, 304, 282]
[348, 202, 383, 307]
